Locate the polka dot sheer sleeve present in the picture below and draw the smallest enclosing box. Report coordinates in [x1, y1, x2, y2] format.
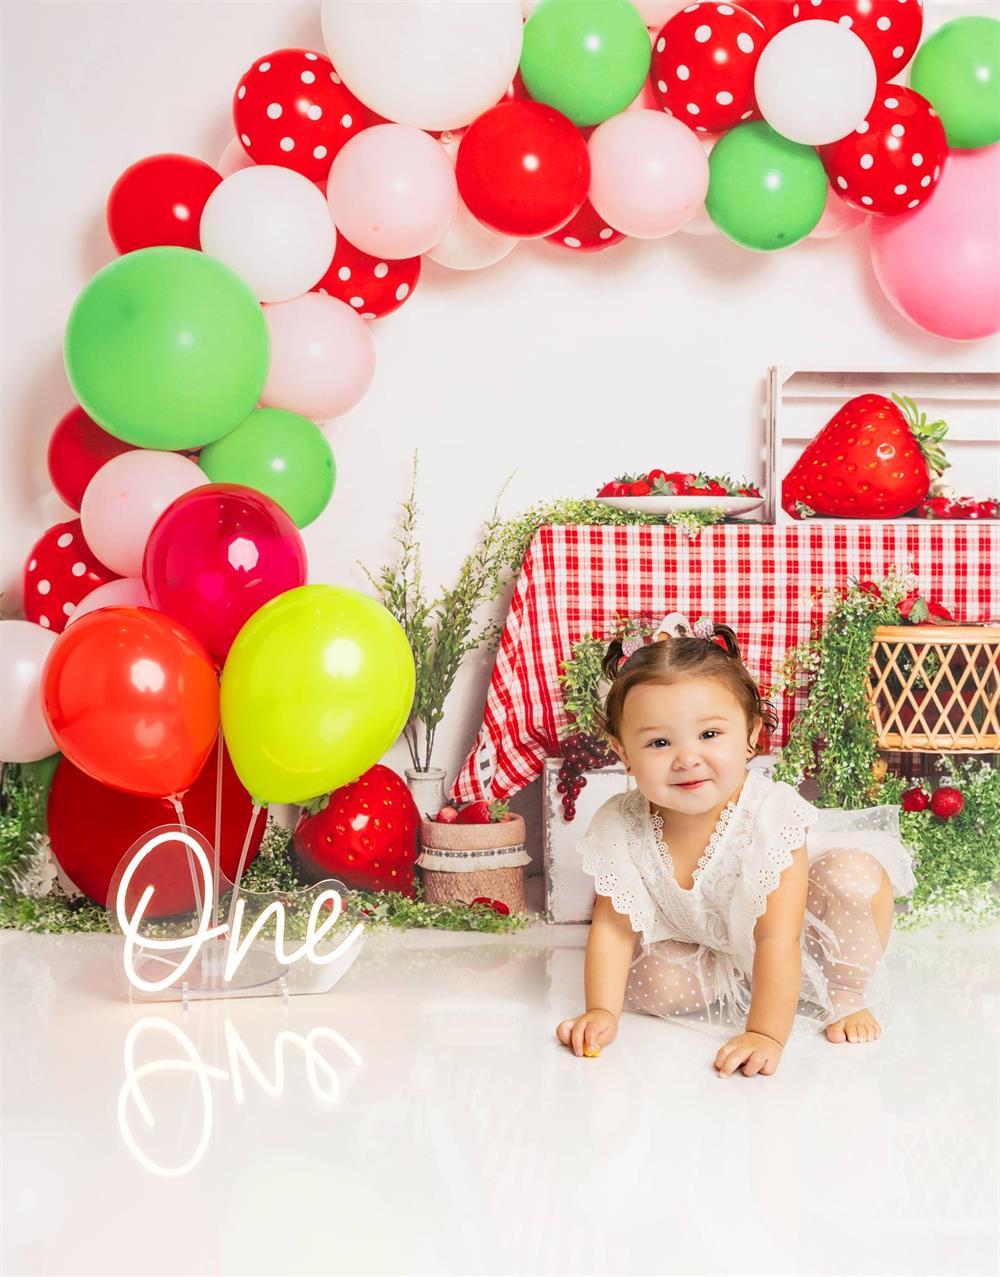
[578, 794, 659, 946]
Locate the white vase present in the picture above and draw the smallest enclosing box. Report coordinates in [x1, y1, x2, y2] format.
[405, 766, 448, 820]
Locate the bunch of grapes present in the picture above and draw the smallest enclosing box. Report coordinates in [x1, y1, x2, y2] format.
[556, 730, 614, 821]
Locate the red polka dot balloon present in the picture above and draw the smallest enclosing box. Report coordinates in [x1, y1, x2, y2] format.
[233, 48, 371, 182]
[544, 199, 626, 252]
[736, 0, 797, 42]
[793, 0, 924, 79]
[651, 2, 766, 134]
[312, 231, 420, 319]
[23, 519, 118, 634]
[820, 85, 946, 216]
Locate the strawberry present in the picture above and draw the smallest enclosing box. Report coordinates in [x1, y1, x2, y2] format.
[596, 481, 618, 497]
[455, 798, 510, 824]
[435, 805, 458, 823]
[901, 786, 930, 813]
[471, 897, 510, 916]
[929, 787, 963, 820]
[630, 480, 652, 496]
[920, 495, 953, 518]
[977, 499, 1000, 519]
[781, 393, 949, 520]
[647, 469, 669, 486]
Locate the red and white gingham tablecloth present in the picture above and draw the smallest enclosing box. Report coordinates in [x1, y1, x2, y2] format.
[450, 522, 1000, 803]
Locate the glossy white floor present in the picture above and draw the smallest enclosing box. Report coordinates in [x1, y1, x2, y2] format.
[2, 901, 998, 1277]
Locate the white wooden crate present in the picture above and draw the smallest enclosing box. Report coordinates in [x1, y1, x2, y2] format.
[764, 366, 1000, 525]
[542, 754, 780, 924]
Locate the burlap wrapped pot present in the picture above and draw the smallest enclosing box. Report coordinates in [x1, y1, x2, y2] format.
[417, 814, 529, 914]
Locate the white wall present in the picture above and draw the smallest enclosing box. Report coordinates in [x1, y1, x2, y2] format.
[2, 0, 998, 825]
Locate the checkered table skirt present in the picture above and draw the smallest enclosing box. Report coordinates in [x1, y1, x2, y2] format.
[450, 522, 1000, 803]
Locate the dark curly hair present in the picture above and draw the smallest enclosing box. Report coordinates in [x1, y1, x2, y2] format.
[594, 623, 779, 756]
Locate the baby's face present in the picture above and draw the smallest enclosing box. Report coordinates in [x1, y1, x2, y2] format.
[610, 677, 760, 816]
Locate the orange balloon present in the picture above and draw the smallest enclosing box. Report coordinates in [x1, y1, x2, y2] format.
[42, 606, 219, 797]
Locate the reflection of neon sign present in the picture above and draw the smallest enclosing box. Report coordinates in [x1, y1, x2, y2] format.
[115, 830, 365, 995]
[118, 1016, 364, 1178]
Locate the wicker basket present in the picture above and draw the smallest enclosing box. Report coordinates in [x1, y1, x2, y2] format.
[865, 624, 1000, 753]
[417, 814, 529, 913]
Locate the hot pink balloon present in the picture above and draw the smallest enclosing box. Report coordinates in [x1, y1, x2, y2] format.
[67, 576, 151, 625]
[809, 186, 868, 239]
[142, 484, 307, 666]
[261, 293, 376, 422]
[869, 147, 1000, 342]
[80, 450, 207, 578]
[587, 110, 709, 239]
[326, 123, 458, 259]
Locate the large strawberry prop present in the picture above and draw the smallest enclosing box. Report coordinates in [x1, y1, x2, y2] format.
[293, 763, 419, 896]
[782, 393, 949, 520]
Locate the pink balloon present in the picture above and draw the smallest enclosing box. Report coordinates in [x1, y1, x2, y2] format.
[869, 147, 1000, 342]
[327, 124, 458, 259]
[143, 484, 307, 667]
[587, 110, 709, 239]
[67, 577, 151, 625]
[0, 620, 58, 762]
[809, 186, 868, 239]
[80, 451, 206, 578]
[218, 137, 255, 178]
[261, 293, 376, 422]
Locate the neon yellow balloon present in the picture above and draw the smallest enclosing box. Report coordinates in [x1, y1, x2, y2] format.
[221, 585, 415, 804]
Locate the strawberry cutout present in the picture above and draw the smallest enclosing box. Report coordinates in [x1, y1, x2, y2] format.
[293, 763, 420, 895]
[820, 85, 946, 217]
[651, 3, 765, 134]
[22, 518, 119, 633]
[233, 48, 371, 182]
[312, 231, 420, 319]
[781, 392, 949, 520]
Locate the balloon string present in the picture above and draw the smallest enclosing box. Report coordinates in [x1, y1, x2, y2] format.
[169, 795, 204, 919]
[227, 803, 262, 928]
[212, 731, 224, 931]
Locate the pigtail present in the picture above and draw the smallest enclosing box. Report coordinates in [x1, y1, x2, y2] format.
[711, 623, 742, 659]
[602, 639, 627, 682]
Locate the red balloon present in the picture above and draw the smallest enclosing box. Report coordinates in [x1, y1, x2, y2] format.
[233, 48, 371, 181]
[23, 518, 118, 634]
[820, 85, 946, 217]
[651, 3, 766, 133]
[106, 153, 222, 254]
[48, 746, 266, 914]
[47, 406, 137, 512]
[794, 0, 924, 79]
[735, 0, 797, 42]
[42, 606, 220, 798]
[143, 484, 308, 667]
[312, 231, 420, 319]
[293, 764, 419, 895]
[455, 101, 590, 239]
[544, 199, 626, 253]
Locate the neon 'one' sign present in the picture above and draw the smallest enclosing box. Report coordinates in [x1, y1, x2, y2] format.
[114, 829, 365, 994]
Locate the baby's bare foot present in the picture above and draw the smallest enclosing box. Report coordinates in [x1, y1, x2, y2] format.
[825, 1008, 882, 1044]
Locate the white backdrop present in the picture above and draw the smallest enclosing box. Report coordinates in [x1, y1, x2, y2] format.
[2, 0, 998, 837]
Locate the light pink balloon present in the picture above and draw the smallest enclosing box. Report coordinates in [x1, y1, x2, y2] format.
[67, 577, 151, 625]
[261, 293, 376, 421]
[810, 187, 868, 239]
[327, 124, 458, 259]
[0, 620, 57, 762]
[587, 110, 709, 239]
[218, 137, 255, 177]
[80, 451, 206, 578]
[869, 147, 1000, 342]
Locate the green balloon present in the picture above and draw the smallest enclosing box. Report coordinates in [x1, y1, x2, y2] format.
[910, 16, 1000, 150]
[199, 408, 335, 528]
[706, 122, 827, 252]
[64, 246, 270, 451]
[520, 0, 651, 127]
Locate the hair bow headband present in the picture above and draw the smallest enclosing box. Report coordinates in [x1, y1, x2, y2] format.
[620, 612, 717, 661]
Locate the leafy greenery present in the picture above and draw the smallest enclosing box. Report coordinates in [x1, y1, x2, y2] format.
[0, 763, 48, 900]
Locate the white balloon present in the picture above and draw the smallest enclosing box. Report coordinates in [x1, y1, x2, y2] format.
[426, 134, 517, 271]
[321, 0, 524, 132]
[0, 620, 58, 762]
[754, 20, 877, 146]
[199, 166, 336, 303]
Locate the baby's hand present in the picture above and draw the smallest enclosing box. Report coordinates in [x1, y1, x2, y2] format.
[714, 1031, 783, 1077]
[555, 1008, 618, 1058]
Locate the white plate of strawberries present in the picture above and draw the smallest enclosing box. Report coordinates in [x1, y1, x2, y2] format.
[595, 470, 764, 517]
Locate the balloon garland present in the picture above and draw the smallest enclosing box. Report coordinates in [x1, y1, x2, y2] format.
[3, 0, 1000, 850]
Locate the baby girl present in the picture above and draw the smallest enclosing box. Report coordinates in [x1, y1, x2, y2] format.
[556, 612, 916, 1078]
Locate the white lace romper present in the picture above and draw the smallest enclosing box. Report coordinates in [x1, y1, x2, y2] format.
[579, 769, 917, 1040]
